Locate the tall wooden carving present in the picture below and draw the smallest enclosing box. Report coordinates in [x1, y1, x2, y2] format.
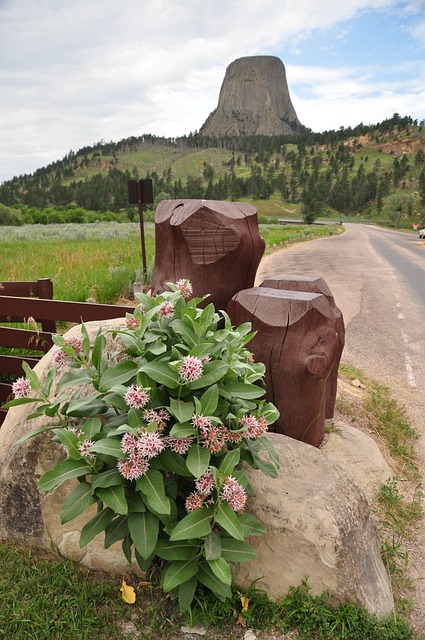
[227, 287, 340, 447]
[151, 200, 265, 311]
[259, 275, 345, 419]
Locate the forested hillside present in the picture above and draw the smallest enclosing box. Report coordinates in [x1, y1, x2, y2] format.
[1, 113, 424, 227]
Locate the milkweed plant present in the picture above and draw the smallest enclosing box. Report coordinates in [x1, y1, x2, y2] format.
[7, 279, 280, 611]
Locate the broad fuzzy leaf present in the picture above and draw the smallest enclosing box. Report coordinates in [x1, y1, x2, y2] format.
[79, 507, 114, 547]
[163, 558, 199, 592]
[90, 438, 125, 459]
[207, 557, 232, 585]
[170, 506, 213, 542]
[95, 485, 128, 515]
[98, 360, 138, 392]
[187, 361, 228, 390]
[178, 576, 198, 612]
[104, 515, 129, 548]
[218, 448, 240, 477]
[186, 444, 210, 478]
[137, 469, 170, 515]
[38, 458, 93, 492]
[128, 511, 159, 559]
[200, 384, 219, 415]
[220, 537, 256, 562]
[140, 361, 179, 388]
[204, 530, 221, 561]
[169, 398, 194, 424]
[91, 468, 125, 491]
[198, 562, 232, 599]
[215, 502, 244, 540]
[238, 513, 266, 537]
[155, 539, 199, 561]
[60, 481, 97, 524]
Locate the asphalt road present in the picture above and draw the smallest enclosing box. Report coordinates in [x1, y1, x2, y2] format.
[255, 222, 425, 634]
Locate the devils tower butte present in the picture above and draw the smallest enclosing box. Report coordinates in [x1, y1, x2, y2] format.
[200, 56, 303, 137]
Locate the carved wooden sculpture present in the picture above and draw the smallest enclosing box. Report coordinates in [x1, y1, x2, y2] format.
[259, 275, 345, 419]
[151, 200, 265, 311]
[227, 287, 340, 446]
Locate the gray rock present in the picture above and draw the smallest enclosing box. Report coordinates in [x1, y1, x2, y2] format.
[236, 432, 394, 619]
[200, 56, 303, 137]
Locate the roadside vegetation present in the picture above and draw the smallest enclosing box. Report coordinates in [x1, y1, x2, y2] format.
[0, 364, 419, 640]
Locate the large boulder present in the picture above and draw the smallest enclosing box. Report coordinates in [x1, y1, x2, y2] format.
[237, 432, 394, 619]
[0, 319, 393, 617]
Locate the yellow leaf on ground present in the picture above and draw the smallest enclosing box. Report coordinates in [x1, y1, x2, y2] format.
[120, 579, 136, 604]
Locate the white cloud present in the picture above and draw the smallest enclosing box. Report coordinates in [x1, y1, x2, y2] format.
[0, 0, 424, 181]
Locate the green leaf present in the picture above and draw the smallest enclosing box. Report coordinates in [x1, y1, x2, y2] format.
[14, 424, 61, 446]
[38, 458, 93, 491]
[169, 398, 194, 423]
[140, 361, 179, 388]
[222, 382, 265, 400]
[238, 513, 265, 537]
[204, 530, 221, 561]
[155, 539, 199, 561]
[163, 557, 199, 593]
[60, 481, 97, 524]
[259, 436, 280, 468]
[91, 469, 125, 491]
[170, 506, 213, 542]
[219, 449, 240, 477]
[178, 576, 198, 612]
[126, 489, 146, 513]
[169, 319, 198, 348]
[79, 507, 115, 547]
[187, 361, 228, 390]
[221, 538, 256, 562]
[207, 557, 232, 586]
[90, 438, 125, 459]
[122, 535, 132, 564]
[82, 417, 103, 439]
[137, 469, 170, 515]
[160, 450, 192, 477]
[186, 444, 211, 478]
[54, 428, 80, 460]
[56, 369, 93, 391]
[169, 422, 196, 439]
[255, 457, 279, 478]
[215, 502, 244, 540]
[91, 330, 106, 371]
[104, 515, 129, 548]
[66, 396, 106, 417]
[22, 360, 41, 390]
[198, 562, 232, 599]
[99, 360, 138, 392]
[128, 511, 159, 560]
[200, 384, 219, 415]
[95, 485, 128, 515]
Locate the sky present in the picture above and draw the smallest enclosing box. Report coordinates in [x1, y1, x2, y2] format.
[1, 0, 424, 183]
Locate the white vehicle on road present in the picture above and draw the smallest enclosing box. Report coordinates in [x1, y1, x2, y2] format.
[419, 227, 425, 239]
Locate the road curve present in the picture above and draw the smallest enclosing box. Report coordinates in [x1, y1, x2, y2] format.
[255, 222, 425, 633]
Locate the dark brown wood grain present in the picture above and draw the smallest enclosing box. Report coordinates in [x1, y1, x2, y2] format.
[151, 199, 265, 311]
[227, 286, 340, 446]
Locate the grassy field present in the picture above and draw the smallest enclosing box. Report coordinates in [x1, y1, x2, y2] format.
[0, 221, 341, 303]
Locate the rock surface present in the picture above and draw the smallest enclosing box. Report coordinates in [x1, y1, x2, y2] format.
[237, 432, 394, 619]
[0, 319, 393, 617]
[200, 56, 303, 137]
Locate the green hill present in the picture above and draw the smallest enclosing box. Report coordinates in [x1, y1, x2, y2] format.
[1, 113, 424, 228]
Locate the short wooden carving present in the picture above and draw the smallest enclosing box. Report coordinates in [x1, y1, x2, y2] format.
[151, 200, 265, 311]
[227, 287, 340, 447]
[259, 275, 345, 419]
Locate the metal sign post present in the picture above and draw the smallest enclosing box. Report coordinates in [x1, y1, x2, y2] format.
[128, 179, 154, 279]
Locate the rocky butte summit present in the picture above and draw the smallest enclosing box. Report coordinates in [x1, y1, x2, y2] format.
[200, 55, 304, 137]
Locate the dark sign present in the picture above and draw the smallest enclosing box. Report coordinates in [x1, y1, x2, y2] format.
[128, 179, 154, 204]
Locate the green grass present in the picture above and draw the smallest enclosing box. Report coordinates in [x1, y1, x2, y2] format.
[0, 545, 414, 640]
[0, 221, 341, 304]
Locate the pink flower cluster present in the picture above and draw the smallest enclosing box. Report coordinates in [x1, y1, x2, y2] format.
[78, 439, 95, 459]
[143, 408, 170, 431]
[158, 300, 174, 319]
[239, 414, 268, 439]
[124, 385, 150, 409]
[63, 336, 83, 353]
[125, 315, 140, 329]
[192, 415, 227, 454]
[178, 356, 203, 382]
[221, 476, 247, 512]
[165, 436, 193, 454]
[185, 470, 216, 512]
[118, 429, 165, 480]
[176, 278, 193, 300]
[12, 377, 31, 398]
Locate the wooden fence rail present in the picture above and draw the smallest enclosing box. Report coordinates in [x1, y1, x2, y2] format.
[0, 280, 135, 425]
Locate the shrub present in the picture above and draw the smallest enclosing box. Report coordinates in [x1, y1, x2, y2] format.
[7, 280, 280, 611]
